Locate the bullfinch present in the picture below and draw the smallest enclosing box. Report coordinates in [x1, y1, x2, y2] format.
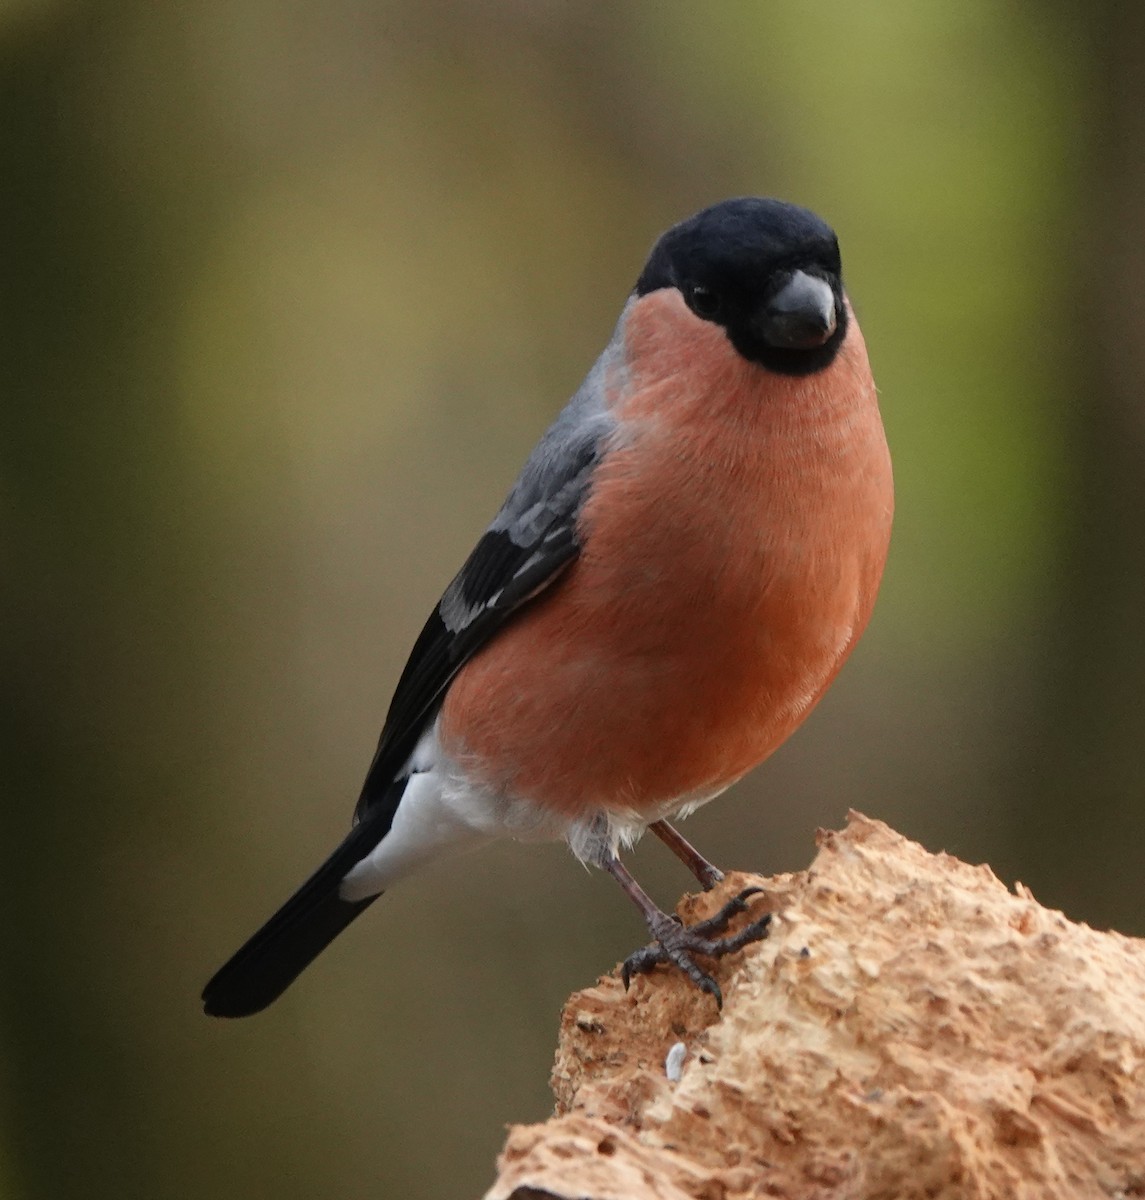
[202, 197, 893, 1017]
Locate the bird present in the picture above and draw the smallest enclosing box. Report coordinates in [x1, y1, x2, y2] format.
[202, 196, 894, 1018]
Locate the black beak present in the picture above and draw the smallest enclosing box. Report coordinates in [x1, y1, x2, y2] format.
[758, 270, 838, 350]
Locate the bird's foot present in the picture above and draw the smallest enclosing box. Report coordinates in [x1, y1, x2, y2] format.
[621, 887, 771, 1008]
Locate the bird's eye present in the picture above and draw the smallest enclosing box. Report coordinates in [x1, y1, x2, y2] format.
[686, 283, 721, 319]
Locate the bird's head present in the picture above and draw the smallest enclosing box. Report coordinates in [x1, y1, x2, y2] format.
[635, 197, 847, 376]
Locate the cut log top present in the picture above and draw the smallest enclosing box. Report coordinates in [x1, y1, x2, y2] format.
[485, 813, 1145, 1200]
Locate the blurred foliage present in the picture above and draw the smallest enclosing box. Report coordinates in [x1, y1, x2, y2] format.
[1, 2, 1141, 1198]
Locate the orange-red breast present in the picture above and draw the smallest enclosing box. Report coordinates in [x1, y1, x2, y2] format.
[203, 197, 893, 1017]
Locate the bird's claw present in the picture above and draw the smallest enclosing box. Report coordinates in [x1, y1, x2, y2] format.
[621, 888, 771, 1009]
[685, 885, 766, 937]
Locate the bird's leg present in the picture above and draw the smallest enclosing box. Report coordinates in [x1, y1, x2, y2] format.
[649, 819, 724, 889]
[602, 853, 771, 1008]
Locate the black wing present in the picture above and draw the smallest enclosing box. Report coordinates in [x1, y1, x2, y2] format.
[353, 434, 601, 818]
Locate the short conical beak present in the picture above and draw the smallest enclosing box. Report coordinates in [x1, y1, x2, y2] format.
[758, 270, 837, 350]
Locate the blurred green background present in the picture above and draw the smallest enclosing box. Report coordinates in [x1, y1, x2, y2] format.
[3, 2, 1144, 1197]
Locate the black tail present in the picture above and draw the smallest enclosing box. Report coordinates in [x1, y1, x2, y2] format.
[202, 803, 397, 1018]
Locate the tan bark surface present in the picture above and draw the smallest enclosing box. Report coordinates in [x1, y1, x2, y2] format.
[484, 814, 1145, 1200]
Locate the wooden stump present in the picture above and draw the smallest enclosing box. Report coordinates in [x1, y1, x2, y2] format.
[485, 814, 1145, 1200]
